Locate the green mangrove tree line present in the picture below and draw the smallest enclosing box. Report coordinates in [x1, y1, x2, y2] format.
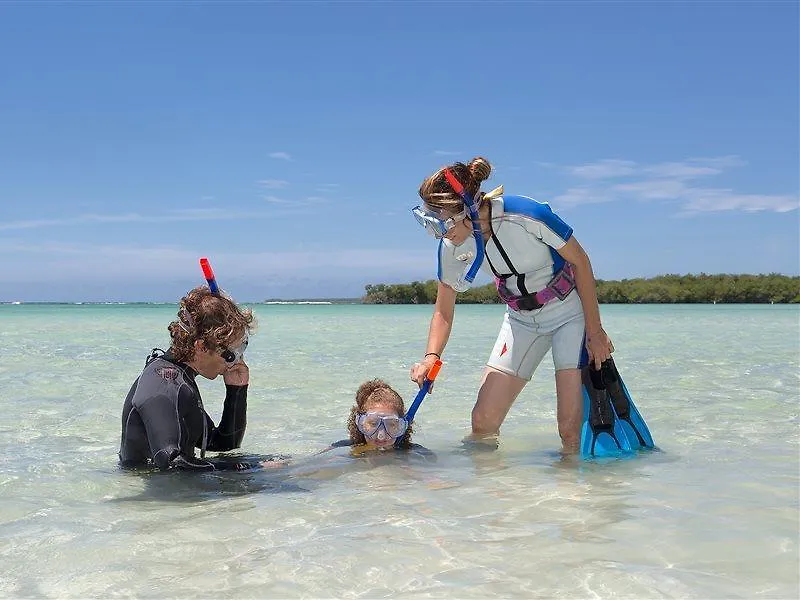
[362, 274, 800, 304]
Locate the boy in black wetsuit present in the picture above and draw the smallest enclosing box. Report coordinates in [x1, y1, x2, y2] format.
[119, 286, 255, 471]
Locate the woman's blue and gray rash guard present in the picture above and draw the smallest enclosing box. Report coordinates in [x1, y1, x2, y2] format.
[119, 352, 248, 471]
[437, 195, 574, 296]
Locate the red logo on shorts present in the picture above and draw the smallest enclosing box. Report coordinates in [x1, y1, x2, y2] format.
[500, 343, 508, 357]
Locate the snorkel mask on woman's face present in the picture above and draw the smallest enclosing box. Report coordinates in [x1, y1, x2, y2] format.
[219, 334, 248, 365]
[356, 412, 409, 440]
[411, 205, 467, 239]
[411, 168, 486, 291]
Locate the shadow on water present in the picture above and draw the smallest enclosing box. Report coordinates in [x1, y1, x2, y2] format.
[110, 454, 309, 503]
[110, 446, 439, 503]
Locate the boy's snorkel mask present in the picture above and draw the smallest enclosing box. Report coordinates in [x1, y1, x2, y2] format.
[411, 168, 485, 292]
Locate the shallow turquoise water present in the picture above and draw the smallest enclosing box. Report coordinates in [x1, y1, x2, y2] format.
[0, 303, 797, 598]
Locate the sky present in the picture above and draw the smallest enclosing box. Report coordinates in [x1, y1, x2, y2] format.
[1, 1, 798, 302]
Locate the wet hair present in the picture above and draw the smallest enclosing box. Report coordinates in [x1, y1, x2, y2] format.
[347, 379, 413, 449]
[418, 156, 493, 214]
[167, 286, 256, 362]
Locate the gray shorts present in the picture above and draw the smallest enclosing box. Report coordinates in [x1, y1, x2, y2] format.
[486, 291, 586, 380]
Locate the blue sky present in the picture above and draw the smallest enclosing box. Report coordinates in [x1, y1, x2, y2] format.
[1, 1, 797, 302]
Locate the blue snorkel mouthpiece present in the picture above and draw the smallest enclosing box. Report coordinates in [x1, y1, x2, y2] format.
[443, 168, 485, 288]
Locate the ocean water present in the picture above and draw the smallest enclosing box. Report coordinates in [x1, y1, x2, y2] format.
[0, 303, 797, 599]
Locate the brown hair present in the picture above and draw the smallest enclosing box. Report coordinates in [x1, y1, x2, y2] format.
[418, 156, 493, 214]
[347, 379, 413, 449]
[167, 286, 256, 362]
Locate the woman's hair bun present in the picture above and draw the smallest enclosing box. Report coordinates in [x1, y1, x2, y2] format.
[467, 157, 492, 183]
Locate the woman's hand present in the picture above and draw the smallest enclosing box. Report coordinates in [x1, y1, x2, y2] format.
[223, 361, 249, 386]
[585, 328, 614, 369]
[410, 355, 440, 390]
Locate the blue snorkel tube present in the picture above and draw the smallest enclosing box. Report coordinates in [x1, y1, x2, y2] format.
[395, 359, 442, 449]
[405, 359, 443, 424]
[443, 169, 485, 288]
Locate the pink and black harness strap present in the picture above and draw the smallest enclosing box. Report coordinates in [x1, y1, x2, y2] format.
[495, 263, 576, 312]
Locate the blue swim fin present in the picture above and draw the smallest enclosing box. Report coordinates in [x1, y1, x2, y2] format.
[580, 364, 633, 459]
[601, 358, 655, 450]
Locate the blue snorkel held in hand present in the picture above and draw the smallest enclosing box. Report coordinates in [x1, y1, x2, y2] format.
[405, 359, 443, 424]
[200, 257, 220, 295]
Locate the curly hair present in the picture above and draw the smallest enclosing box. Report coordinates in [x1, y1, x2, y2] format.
[167, 286, 256, 362]
[347, 378, 413, 449]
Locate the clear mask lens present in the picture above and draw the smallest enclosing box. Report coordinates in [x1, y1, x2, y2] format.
[356, 412, 408, 439]
[411, 206, 465, 239]
[220, 335, 248, 365]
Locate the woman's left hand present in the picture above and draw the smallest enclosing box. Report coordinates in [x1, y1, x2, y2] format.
[223, 361, 249, 386]
[585, 328, 614, 370]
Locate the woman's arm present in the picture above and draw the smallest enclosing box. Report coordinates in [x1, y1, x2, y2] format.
[557, 237, 614, 368]
[411, 281, 457, 387]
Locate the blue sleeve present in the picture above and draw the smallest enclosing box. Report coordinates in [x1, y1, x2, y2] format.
[503, 195, 573, 246]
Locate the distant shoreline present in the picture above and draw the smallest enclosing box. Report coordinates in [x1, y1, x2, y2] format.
[3, 301, 799, 307]
[3, 274, 799, 305]
[362, 273, 800, 305]
[0, 300, 363, 306]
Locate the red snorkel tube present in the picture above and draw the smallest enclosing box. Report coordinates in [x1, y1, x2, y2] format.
[199, 257, 220, 295]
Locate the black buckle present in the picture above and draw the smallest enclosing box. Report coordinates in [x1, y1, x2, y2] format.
[517, 295, 543, 311]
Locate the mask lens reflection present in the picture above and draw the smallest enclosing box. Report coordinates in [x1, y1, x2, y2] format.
[356, 413, 408, 439]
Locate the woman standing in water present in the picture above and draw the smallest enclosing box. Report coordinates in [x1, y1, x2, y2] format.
[409, 157, 613, 452]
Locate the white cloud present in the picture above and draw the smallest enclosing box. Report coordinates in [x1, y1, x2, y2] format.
[642, 163, 720, 179]
[169, 208, 232, 218]
[681, 189, 800, 214]
[0, 208, 302, 231]
[567, 159, 637, 179]
[684, 155, 746, 169]
[268, 152, 292, 160]
[553, 156, 798, 215]
[263, 195, 291, 204]
[611, 179, 688, 200]
[257, 179, 289, 189]
[0, 213, 146, 230]
[552, 187, 613, 206]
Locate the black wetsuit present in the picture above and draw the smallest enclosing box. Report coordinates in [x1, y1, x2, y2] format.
[119, 350, 248, 471]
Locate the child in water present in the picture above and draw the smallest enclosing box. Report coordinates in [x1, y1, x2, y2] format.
[344, 379, 415, 452]
[248, 378, 429, 471]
